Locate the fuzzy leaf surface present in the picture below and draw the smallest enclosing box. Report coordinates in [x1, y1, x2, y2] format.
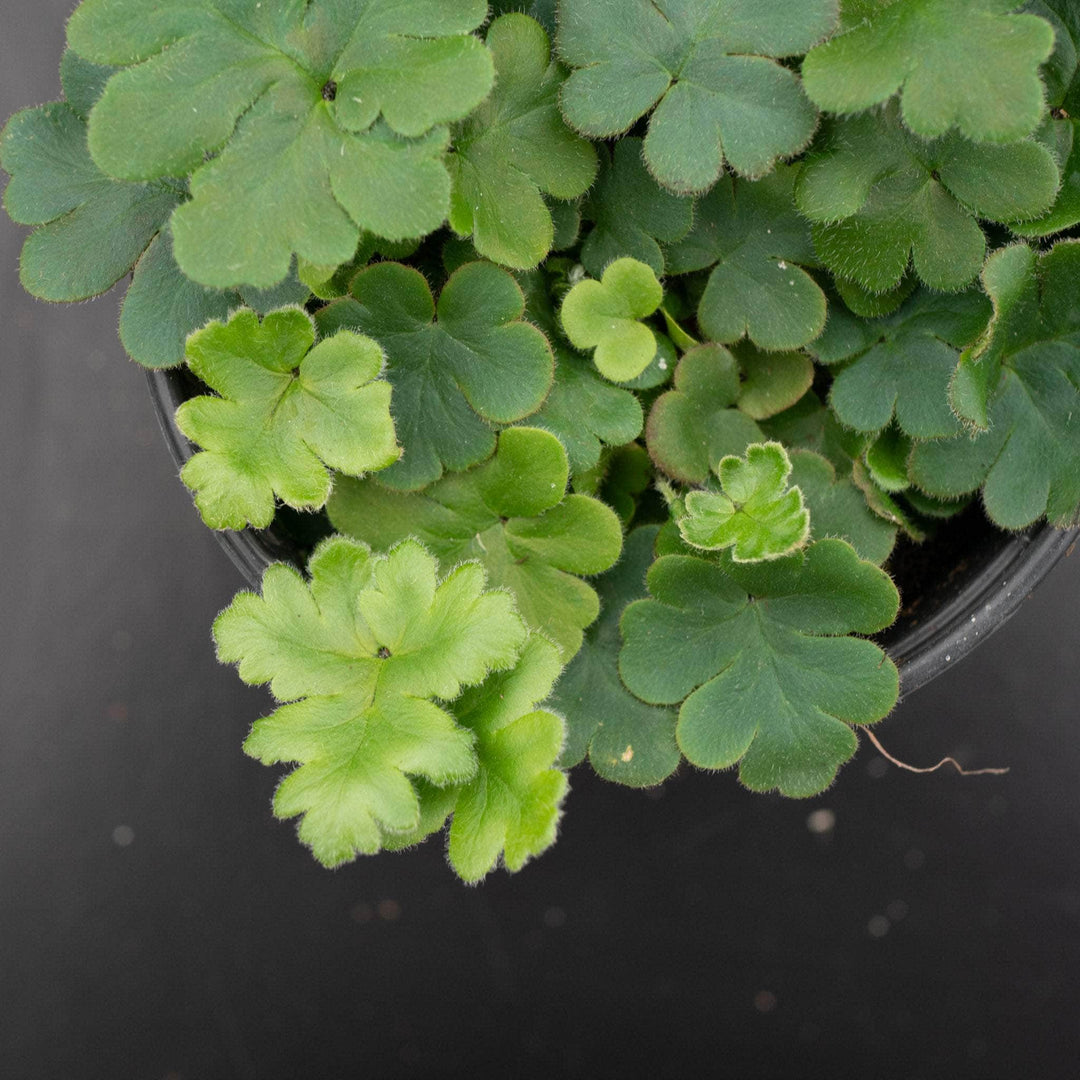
[215, 537, 528, 867]
[448, 15, 597, 270]
[665, 167, 828, 350]
[0, 102, 180, 302]
[802, 0, 1055, 142]
[560, 258, 663, 381]
[735, 345, 815, 420]
[680, 443, 810, 562]
[445, 636, 568, 881]
[68, 0, 495, 287]
[315, 261, 553, 489]
[553, 526, 681, 787]
[646, 344, 764, 484]
[619, 541, 900, 796]
[825, 286, 992, 438]
[532, 347, 644, 475]
[580, 137, 694, 279]
[912, 242, 1080, 528]
[177, 308, 398, 529]
[327, 427, 623, 658]
[796, 106, 1060, 292]
[558, 0, 836, 193]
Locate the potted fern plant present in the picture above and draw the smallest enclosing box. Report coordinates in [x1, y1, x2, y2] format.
[3, 0, 1078, 883]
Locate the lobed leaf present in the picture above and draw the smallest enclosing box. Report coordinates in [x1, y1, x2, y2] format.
[68, 0, 496, 288]
[679, 442, 811, 562]
[911, 241, 1080, 528]
[553, 526, 681, 787]
[177, 308, 399, 529]
[665, 167, 828, 350]
[802, 0, 1055, 142]
[619, 540, 900, 797]
[796, 105, 1060, 292]
[315, 261, 554, 490]
[448, 14, 597, 269]
[580, 137, 694, 279]
[326, 427, 623, 658]
[558, 0, 836, 193]
[214, 536, 528, 867]
[560, 258, 664, 382]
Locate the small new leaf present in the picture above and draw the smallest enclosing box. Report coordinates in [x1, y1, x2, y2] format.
[795, 105, 1060, 292]
[619, 541, 900, 797]
[560, 258, 664, 382]
[552, 526, 681, 787]
[327, 427, 623, 658]
[558, 0, 836, 192]
[665, 167, 828, 350]
[177, 308, 399, 530]
[680, 442, 810, 562]
[315, 261, 554, 490]
[802, 0, 1055, 142]
[215, 537, 528, 868]
[68, 0, 496, 287]
[449, 14, 597, 269]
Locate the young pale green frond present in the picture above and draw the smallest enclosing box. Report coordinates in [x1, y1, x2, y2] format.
[619, 541, 900, 797]
[448, 14, 597, 270]
[67, 0, 495, 288]
[327, 427, 623, 659]
[560, 258, 664, 382]
[680, 443, 810, 562]
[558, 0, 836, 193]
[214, 536, 529, 868]
[176, 308, 398, 530]
[316, 261, 554, 490]
[802, 0, 1055, 142]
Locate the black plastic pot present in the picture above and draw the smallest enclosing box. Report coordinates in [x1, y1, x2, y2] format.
[148, 367, 1077, 698]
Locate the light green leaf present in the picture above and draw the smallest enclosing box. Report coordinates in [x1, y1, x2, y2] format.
[911, 241, 1080, 528]
[327, 427, 623, 658]
[532, 347, 644, 475]
[0, 101, 180, 302]
[580, 137, 694, 279]
[558, 0, 837, 192]
[215, 536, 528, 868]
[448, 14, 597, 269]
[796, 104, 1060, 292]
[315, 260, 554, 490]
[446, 635, 568, 881]
[864, 425, 912, 493]
[646, 344, 765, 484]
[619, 540, 900, 797]
[68, 0, 496, 287]
[176, 308, 399, 530]
[802, 0, 1055, 142]
[665, 167, 828, 350]
[560, 258, 664, 381]
[680, 442, 810, 562]
[553, 526, 681, 787]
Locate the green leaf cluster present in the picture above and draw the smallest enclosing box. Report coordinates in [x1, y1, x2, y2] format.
[6, 0, 1080, 880]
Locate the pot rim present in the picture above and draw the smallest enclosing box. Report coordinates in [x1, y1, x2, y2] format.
[147, 368, 1077, 699]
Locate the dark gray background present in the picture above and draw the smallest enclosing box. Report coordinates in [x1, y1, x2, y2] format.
[3, 5, 1080, 1078]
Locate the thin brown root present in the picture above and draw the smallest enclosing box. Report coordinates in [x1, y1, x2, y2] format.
[862, 727, 1009, 776]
